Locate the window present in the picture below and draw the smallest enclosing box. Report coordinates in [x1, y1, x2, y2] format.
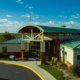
[2, 47, 7, 53]
[2, 47, 7, 55]
[77, 55, 80, 60]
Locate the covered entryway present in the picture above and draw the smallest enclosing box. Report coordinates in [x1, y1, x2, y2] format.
[17, 24, 55, 64]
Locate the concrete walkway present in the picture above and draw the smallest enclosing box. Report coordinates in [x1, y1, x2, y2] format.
[0, 59, 56, 80]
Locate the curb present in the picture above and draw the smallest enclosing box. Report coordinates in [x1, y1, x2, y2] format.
[0, 62, 44, 80]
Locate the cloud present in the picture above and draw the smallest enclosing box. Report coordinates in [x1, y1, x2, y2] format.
[32, 16, 38, 20]
[32, 18, 35, 20]
[41, 21, 80, 28]
[30, 12, 33, 14]
[0, 18, 24, 33]
[21, 14, 31, 17]
[0, 19, 8, 22]
[16, 0, 23, 4]
[59, 15, 67, 18]
[24, 5, 28, 7]
[29, 7, 34, 9]
[70, 14, 80, 19]
[6, 15, 13, 17]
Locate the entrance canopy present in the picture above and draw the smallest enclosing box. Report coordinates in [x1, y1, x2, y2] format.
[17, 24, 80, 33]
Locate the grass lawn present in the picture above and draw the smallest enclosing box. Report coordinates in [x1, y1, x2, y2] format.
[39, 64, 71, 80]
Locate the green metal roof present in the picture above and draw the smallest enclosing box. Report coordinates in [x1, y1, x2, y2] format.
[60, 38, 80, 50]
[17, 24, 80, 33]
[0, 35, 34, 44]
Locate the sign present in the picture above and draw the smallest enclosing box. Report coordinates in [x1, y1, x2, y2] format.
[9, 55, 14, 59]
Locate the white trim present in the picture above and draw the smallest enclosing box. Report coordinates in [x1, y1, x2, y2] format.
[26, 35, 31, 39]
[22, 33, 24, 40]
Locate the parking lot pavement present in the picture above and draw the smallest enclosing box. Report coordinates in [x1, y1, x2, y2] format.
[0, 64, 41, 80]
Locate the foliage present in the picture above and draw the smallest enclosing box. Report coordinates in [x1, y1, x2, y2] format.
[0, 31, 15, 42]
[26, 33, 38, 36]
[39, 64, 71, 80]
[65, 65, 80, 76]
[61, 25, 66, 28]
[0, 58, 21, 61]
[57, 62, 67, 70]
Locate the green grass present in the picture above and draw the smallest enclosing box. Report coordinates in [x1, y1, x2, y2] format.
[39, 64, 71, 80]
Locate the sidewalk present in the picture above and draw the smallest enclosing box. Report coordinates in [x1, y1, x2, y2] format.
[0, 59, 56, 80]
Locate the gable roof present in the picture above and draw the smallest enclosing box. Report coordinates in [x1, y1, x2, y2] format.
[17, 24, 80, 33]
[0, 35, 34, 44]
[60, 38, 80, 50]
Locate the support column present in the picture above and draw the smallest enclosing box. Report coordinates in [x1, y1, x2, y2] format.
[21, 40, 26, 60]
[40, 41, 46, 64]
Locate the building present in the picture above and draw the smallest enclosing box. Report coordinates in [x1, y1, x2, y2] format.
[60, 38, 80, 68]
[0, 36, 31, 58]
[0, 24, 80, 65]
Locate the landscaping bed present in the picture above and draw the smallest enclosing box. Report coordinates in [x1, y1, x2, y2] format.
[0, 58, 27, 61]
[39, 57, 80, 80]
[39, 64, 70, 80]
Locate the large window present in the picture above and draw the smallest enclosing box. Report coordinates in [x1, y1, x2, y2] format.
[30, 41, 40, 50]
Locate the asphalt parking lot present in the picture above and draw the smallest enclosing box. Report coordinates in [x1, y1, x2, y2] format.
[0, 64, 41, 80]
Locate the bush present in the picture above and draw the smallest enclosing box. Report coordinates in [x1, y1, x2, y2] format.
[57, 62, 67, 70]
[66, 65, 80, 76]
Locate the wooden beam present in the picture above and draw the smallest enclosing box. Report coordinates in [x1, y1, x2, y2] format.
[26, 35, 31, 39]
[33, 32, 43, 39]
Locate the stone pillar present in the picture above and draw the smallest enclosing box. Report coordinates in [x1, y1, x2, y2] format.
[21, 40, 25, 59]
[40, 41, 46, 64]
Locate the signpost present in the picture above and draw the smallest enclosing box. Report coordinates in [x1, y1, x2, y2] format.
[9, 55, 14, 60]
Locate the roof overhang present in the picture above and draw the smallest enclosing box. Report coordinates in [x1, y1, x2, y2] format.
[17, 24, 44, 33]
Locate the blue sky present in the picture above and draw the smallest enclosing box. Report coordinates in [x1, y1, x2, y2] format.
[0, 0, 80, 33]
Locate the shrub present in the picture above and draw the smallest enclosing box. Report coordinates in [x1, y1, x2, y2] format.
[66, 65, 80, 76]
[57, 62, 67, 69]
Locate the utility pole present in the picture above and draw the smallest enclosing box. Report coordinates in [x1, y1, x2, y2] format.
[29, 0, 31, 24]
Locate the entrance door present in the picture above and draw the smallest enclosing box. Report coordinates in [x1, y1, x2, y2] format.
[45, 41, 53, 61]
[30, 41, 40, 59]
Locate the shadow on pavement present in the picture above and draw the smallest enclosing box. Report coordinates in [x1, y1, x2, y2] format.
[0, 78, 8, 80]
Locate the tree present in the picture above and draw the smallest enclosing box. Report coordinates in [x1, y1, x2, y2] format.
[0, 31, 15, 42]
[61, 25, 66, 28]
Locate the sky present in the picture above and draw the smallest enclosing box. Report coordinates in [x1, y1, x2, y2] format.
[0, 0, 80, 33]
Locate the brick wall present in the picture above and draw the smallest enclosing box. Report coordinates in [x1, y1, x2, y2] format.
[67, 61, 73, 68]
[41, 52, 46, 64]
[53, 39, 68, 59]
